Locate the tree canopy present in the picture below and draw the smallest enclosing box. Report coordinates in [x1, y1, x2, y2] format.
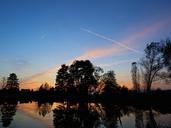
[140, 39, 171, 91]
[5, 73, 19, 91]
[56, 60, 97, 98]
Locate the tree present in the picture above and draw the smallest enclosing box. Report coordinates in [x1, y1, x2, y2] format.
[101, 71, 117, 85]
[55, 64, 70, 88]
[162, 39, 171, 77]
[140, 40, 171, 92]
[100, 70, 119, 94]
[55, 60, 97, 99]
[131, 62, 140, 92]
[39, 82, 51, 92]
[5, 73, 19, 91]
[140, 42, 164, 91]
[69, 60, 97, 98]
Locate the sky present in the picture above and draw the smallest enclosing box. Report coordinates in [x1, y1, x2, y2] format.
[0, 0, 171, 90]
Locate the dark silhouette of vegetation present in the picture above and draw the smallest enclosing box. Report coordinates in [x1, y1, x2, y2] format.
[139, 39, 171, 92]
[0, 39, 170, 124]
[163, 39, 171, 78]
[52, 101, 171, 128]
[53, 102, 122, 128]
[0, 102, 17, 127]
[146, 109, 158, 128]
[131, 62, 140, 92]
[140, 42, 164, 92]
[56, 60, 97, 101]
[135, 109, 144, 128]
[100, 70, 120, 96]
[0, 101, 170, 128]
[5, 73, 19, 91]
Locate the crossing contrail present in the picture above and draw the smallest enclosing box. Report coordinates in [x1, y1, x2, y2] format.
[81, 28, 143, 54]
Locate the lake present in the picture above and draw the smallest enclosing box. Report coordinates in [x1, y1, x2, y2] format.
[0, 101, 171, 128]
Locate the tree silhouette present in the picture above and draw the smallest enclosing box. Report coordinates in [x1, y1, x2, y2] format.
[100, 70, 119, 94]
[140, 42, 165, 92]
[39, 82, 51, 92]
[163, 39, 171, 77]
[140, 40, 171, 91]
[131, 62, 140, 92]
[69, 60, 97, 99]
[5, 73, 19, 91]
[56, 60, 97, 100]
[0, 102, 17, 127]
[56, 64, 71, 90]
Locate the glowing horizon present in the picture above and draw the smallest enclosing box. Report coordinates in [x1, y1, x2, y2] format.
[0, 0, 171, 90]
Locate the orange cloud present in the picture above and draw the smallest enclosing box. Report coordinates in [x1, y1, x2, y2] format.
[20, 17, 171, 89]
[76, 45, 125, 60]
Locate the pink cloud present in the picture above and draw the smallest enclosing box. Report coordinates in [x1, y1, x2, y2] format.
[20, 17, 171, 89]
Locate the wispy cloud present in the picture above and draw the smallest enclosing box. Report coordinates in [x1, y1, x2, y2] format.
[76, 45, 124, 60]
[21, 17, 171, 89]
[20, 60, 74, 89]
[77, 17, 171, 60]
[13, 59, 30, 70]
[80, 28, 142, 54]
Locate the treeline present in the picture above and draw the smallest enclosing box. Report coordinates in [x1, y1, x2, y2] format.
[0, 38, 171, 103]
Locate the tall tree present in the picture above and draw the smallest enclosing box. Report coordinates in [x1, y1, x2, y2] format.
[163, 39, 171, 77]
[56, 60, 97, 99]
[140, 40, 171, 91]
[5, 73, 19, 90]
[131, 62, 140, 92]
[140, 42, 163, 91]
[69, 60, 97, 97]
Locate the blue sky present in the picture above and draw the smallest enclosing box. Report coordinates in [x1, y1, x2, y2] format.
[0, 0, 171, 89]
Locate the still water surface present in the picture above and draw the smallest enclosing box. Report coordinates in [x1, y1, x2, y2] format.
[0, 102, 171, 128]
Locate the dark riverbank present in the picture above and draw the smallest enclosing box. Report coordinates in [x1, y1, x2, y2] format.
[0, 89, 171, 107]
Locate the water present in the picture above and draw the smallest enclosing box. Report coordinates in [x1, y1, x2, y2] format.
[0, 102, 171, 128]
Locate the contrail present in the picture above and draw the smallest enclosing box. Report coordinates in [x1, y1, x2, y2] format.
[81, 28, 143, 54]
[97, 59, 137, 67]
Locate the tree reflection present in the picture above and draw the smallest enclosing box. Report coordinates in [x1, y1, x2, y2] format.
[53, 102, 131, 128]
[146, 109, 158, 128]
[37, 102, 53, 117]
[0, 102, 17, 127]
[101, 104, 123, 128]
[135, 109, 144, 128]
[53, 102, 104, 128]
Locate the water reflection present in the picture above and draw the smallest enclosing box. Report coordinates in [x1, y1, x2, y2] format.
[0, 102, 17, 127]
[53, 102, 102, 128]
[146, 109, 158, 128]
[0, 102, 171, 128]
[135, 109, 144, 128]
[37, 102, 53, 117]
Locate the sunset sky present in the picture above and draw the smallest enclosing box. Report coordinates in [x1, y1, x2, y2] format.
[0, 0, 171, 90]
